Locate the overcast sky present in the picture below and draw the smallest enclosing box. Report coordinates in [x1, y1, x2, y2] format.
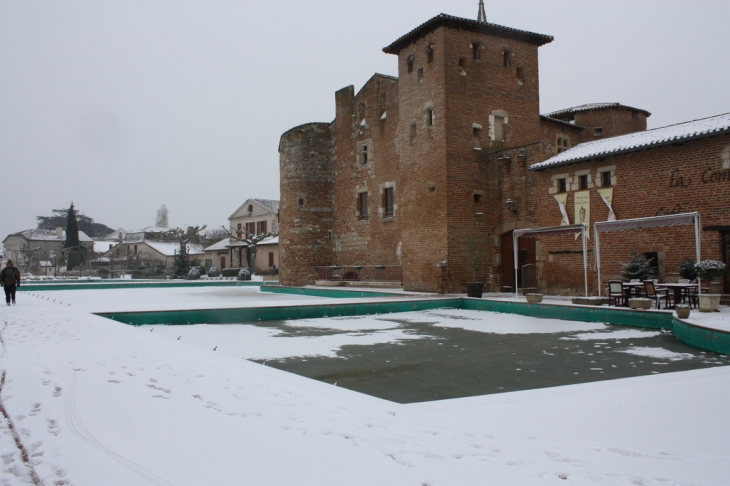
[1, 0, 729, 242]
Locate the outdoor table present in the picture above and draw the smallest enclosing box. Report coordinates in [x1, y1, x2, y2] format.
[621, 282, 644, 303]
[658, 282, 699, 308]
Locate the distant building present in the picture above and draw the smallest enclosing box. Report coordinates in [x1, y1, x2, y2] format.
[2, 228, 93, 274]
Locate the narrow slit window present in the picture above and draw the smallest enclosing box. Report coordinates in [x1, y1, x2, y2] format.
[472, 43, 481, 61]
[417, 68, 424, 83]
[503, 50, 512, 67]
[426, 44, 434, 63]
[473, 126, 482, 149]
[558, 178, 567, 193]
[425, 108, 433, 127]
[410, 122, 417, 144]
[358, 192, 369, 221]
[407, 55, 415, 73]
[383, 188, 394, 218]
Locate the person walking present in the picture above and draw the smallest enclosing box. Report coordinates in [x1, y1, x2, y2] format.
[1, 260, 21, 305]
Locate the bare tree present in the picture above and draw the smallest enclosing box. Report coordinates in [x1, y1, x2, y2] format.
[222, 226, 278, 273]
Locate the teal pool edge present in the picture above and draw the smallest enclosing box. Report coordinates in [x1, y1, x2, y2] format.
[95, 294, 729, 355]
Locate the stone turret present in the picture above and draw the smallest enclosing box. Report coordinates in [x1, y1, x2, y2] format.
[278, 123, 334, 286]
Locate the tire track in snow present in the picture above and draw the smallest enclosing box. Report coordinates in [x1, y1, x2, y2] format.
[65, 372, 174, 486]
[0, 320, 44, 485]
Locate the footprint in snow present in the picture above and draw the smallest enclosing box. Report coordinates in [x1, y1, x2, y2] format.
[52, 387, 62, 397]
[28, 403, 41, 416]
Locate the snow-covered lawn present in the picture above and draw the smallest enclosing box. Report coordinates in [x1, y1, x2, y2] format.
[1, 288, 729, 485]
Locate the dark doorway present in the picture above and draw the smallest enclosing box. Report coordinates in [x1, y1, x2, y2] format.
[501, 231, 536, 291]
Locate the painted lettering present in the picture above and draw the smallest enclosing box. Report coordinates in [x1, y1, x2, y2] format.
[669, 169, 691, 188]
[702, 167, 730, 184]
[655, 204, 684, 216]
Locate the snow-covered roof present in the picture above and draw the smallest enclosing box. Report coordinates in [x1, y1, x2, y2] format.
[11, 229, 93, 243]
[383, 14, 553, 54]
[228, 198, 279, 220]
[204, 238, 231, 252]
[134, 226, 170, 233]
[544, 103, 651, 119]
[530, 113, 730, 170]
[144, 241, 205, 256]
[103, 228, 128, 240]
[94, 241, 118, 254]
[257, 236, 279, 246]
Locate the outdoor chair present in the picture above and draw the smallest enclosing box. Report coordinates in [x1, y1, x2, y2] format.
[643, 280, 672, 309]
[607, 280, 625, 306]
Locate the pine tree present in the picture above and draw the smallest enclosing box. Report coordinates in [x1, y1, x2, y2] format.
[64, 203, 80, 248]
[63, 203, 82, 270]
[620, 248, 656, 281]
[172, 241, 189, 278]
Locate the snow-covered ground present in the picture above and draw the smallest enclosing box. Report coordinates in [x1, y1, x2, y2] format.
[1, 288, 729, 485]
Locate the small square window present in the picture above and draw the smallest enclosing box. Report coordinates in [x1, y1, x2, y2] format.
[594, 127, 603, 137]
[558, 178, 567, 193]
[579, 174, 589, 190]
[557, 136, 570, 153]
[601, 171, 613, 187]
[474, 193, 482, 203]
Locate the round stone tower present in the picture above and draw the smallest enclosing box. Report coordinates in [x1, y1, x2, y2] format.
[278, 122, 334, 286]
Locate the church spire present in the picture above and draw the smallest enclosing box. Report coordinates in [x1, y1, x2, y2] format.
[477, 0, 487, 23]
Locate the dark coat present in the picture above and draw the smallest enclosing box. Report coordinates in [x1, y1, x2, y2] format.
[0, 266, 20, 287]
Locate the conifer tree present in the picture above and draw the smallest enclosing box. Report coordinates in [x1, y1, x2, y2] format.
[620, 248, 656, 281]
[64, 203, 80, 248]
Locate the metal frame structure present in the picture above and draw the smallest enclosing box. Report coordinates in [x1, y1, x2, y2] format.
[594, 212, 701, 296]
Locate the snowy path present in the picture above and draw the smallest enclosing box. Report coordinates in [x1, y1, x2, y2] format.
[1, 292, 729, 485]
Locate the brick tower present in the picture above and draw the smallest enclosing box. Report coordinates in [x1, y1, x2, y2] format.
[382, 14, 553, 291]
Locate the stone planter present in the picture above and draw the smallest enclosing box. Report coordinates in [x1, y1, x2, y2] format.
[709, 282, 723, 295]
[466, 282, 484, 298]
[525, 293, 543, 303]
[628, 298, 652, 310]
[571, 297, 604, 306]
[699, 294, 721, 313]
[675, 306, 691, 319]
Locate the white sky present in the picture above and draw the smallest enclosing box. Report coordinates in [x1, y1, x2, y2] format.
[1, 0, 729, 241]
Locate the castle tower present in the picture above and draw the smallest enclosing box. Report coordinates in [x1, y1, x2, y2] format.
[278, 123, 334, 286]
[382, 14, 553, 291]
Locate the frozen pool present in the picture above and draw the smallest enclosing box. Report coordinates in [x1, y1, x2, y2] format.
[142, 308, 730, 403]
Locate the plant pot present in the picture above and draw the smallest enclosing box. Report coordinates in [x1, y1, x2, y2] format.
[709, 282, 723, 294]
[466, 282, 484, 298]
[675, 306, 691, 319]
[628, 298, 652, 310]
[525, 293, 543, 303]
[699, 294, 721, 313]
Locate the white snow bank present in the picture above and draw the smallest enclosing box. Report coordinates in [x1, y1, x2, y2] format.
[619, 346, 698, 361]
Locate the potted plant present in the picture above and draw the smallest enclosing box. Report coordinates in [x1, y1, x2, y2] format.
[525, 293, 543, 303]
[679, 258, 699, 281]
[465, 237, 486, 298]
[694, 260, 726, 312]
[695, 260, 726, 293]
[674, 303, 691, 319]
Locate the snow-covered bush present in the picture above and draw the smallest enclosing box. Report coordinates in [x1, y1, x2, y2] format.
[679, 258, 698, 281]
[695, 260, 727, 282]
[187, 267, 200, 280]
[237, 268, 251, 281]
[207, 266, 220, 278]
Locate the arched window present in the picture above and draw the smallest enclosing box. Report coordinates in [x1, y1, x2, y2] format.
[503, 50, 512, 68]
[472, 42, 481, 61]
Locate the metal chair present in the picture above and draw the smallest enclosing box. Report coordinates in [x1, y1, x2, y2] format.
[608, 280, 625, 306]
[643, 280, 672, 309]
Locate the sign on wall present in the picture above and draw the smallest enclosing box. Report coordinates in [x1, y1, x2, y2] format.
[574, 190, 590, 239]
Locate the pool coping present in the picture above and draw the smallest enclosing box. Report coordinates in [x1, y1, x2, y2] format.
[95, 294, 730, 355]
